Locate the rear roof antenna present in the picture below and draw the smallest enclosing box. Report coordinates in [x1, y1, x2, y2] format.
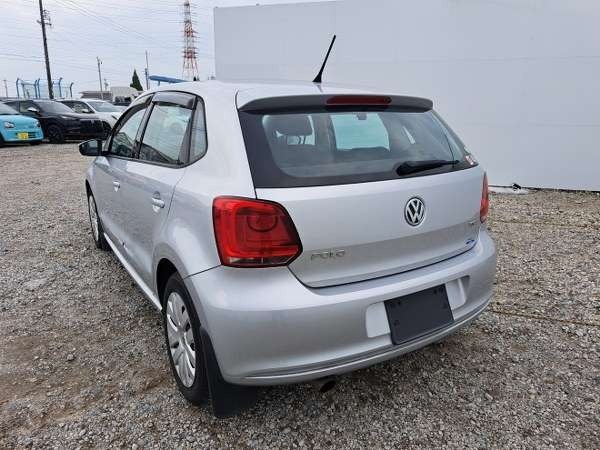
[313, 35, 337, 83]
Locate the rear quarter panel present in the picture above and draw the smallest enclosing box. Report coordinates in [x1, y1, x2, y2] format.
[154, 92, 256, 281]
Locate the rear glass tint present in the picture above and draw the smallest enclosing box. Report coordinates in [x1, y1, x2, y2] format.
[239, 107, 473, 188]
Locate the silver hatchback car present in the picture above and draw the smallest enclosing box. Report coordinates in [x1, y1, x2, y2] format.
[80, 80, 496, 416]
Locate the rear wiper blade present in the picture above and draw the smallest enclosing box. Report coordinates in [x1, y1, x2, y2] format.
[396, 159, 459, 176]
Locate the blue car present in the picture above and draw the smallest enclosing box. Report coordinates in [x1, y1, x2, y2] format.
[0, 102, 44, 146]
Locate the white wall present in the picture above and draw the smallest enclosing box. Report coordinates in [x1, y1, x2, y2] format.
[215, 0, 600, 191]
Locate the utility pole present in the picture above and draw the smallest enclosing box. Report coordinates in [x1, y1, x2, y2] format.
[96, 57, 104, 100]
[37, 0, 54, 99]
[2, 79, 8, 98]
[144, 50, 150, 90]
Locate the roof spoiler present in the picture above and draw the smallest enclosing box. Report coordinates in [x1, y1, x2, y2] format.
[238, 94, 433, 112]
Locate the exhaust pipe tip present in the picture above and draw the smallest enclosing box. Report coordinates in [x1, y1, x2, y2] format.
[313, 376, 337, 394]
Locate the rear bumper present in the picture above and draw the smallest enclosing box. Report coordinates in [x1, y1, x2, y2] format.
[185, 229, 496, 386]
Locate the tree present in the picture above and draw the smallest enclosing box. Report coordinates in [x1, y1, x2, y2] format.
[130, 69, 143, 91]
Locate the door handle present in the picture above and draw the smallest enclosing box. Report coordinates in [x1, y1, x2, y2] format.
[112, 180, 120, 191]
[151, 197, 165, 209]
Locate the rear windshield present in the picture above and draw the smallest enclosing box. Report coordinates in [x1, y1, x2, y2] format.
[239, 107, 475, 188]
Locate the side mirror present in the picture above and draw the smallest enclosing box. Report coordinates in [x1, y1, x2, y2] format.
[26, 107, 40, 114]
[81, 108, 91, 113]
[79, 139, 103, 156]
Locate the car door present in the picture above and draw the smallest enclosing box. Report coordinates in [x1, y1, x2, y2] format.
[92, 98, 151, 248]
[115, 91, 198, 287]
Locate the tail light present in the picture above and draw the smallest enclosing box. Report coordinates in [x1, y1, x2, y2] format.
[480, 173, 489, 223]
[213, 197, 302, 267]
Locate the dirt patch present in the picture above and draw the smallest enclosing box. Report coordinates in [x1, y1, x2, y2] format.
[1, 144, 598, 448]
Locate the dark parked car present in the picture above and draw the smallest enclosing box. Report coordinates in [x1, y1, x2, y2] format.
[3, 99, 105, 143]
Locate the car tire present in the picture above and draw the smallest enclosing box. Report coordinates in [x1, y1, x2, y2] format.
[0, 134, 4, 147]
[162, 273, 209, 406]
[46, 124, 65, 143]
[87, 193, 110, 251]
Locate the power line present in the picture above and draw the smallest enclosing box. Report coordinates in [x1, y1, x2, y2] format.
[52, 0, 185, 53]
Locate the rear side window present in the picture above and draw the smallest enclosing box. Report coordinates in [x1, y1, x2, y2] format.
[239, 107, 472, 188]
[139, 103, 192, 165]
[189, 100, 207, 162]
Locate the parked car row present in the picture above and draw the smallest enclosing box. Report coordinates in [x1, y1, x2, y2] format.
[0, 98, 122, 146]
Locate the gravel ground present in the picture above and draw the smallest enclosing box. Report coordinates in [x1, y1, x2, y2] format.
[0, 143, 598, 449]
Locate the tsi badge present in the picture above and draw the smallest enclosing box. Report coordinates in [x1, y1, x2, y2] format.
[311, 249, 346, 261]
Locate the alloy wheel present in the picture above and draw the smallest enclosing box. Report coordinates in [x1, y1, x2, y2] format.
[166, 292, 196, 387]
[48, 126, 61, 141]
[88, 196, 99, 242]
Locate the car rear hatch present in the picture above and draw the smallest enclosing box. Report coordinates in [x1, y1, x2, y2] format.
[237, 93, 484, 288]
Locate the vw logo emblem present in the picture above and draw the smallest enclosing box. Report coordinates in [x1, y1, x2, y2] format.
[405, 197, 425, 226]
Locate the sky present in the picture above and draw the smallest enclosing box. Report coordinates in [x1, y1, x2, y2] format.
[0, 0, 322, 97]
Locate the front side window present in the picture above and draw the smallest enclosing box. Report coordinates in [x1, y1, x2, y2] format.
[19, 101, 35, 113]
[138, 103, 192, 165]
[108, 105, 148, 158]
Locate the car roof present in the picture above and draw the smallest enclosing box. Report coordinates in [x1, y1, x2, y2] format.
[148, 79, 431, 109]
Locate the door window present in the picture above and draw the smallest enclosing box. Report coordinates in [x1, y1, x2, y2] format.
[69, 102, 89, 113]
[108, 105, 148, 158]
[19, 101, 35, 113]
[189, 101, 208, 162]
[138, 103, 192, 165]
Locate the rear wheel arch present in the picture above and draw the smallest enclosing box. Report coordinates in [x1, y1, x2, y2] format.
[156, 259, 256, 415]
[156, 258, 179, 303]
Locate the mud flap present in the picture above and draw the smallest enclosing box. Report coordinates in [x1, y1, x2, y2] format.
[199, 327, 259, 418]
